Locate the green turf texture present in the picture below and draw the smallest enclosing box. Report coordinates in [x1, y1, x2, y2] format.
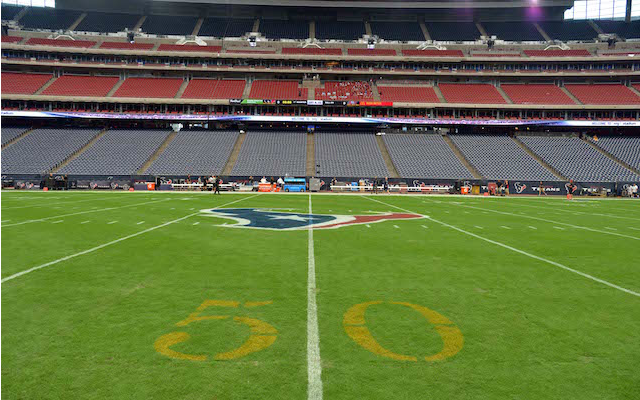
[2, 191, 639, 399]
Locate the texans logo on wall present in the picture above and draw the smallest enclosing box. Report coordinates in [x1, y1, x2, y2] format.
[513, 182, 527, 194]
[199, 208, 423, 230]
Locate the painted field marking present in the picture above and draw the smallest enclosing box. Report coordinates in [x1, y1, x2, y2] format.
[52, 220, 64, 224]
[190, 208, 195, 210]
[393, 225, 400, 229]
[456, 204, 640, 242]
[554, 227, 565, 230]
[108, 221, 118, 225]
[365, 224, 371, 228]
[80, 221, 91, 224]
[366, 196, 640, 298]
[2, 199, 169, 228]
[1, 196, 113, 210]
[486, 199, 640, 221]
[307, 194, 323, 400]
[528, 226, 538, 230]
[171, 208, 175, 210]
[421, 225, 429, 229]
[192, 222, 200, 226]
[630, 227, 640, 231]
[1, 220, 10, 223]
[605, 227, 618, 231]
[137, 221, 145, 225]
[474, 226, 483, 229]
[1, 195, 259, 284]
[500, 226, 511, 230]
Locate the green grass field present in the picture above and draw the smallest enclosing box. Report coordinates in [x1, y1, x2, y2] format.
[2, 191, 639, 399]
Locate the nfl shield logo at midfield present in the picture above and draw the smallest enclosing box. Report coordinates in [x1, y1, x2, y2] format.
[199, 208, 423, 230]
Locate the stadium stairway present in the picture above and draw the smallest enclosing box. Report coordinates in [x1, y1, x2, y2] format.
[495, 86, 513, 104]
[511, 135, 568, 180]
[433, 86, 446, 103]
[629, 85, 640, 98]
[68, 13, 86, 31]
[221, 131, 246, 176]
[475, 22, 488, 37]
[560, 86, 582, 104]
[584, 137, 640, 176]
[376, 135, 400, 178]
[50, 128, 107, 173]
[34, 76, 58, 95]
[133, 16, 146, 31]
[371, 83, 381, 101]
[175, 80, 189, 99]
[533, 22, 552, 41]
[309, 20, 316, 40]
[1, 127, 33, 150]
[588, 20, 604, 35]
[306, 132, 315, 176]
[443, 134, 483, 179]
[14, 6, 28, 22]
[106, 79, 125, 97]
[137, 131, 177, 174]
[419, 20, 430, 40]
[192, 17, 204, 36]
[242, 81, 252, 98]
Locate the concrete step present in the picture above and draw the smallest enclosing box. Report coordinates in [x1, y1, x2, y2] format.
[106, 79, 125, 97]
[371, 82, 381, 101]
[1, 127, 34, 150]
[476, 22, 488, 37]
[309, 20, 316, 40]
[583, 136, 640, 176]
[137, 131, 177, 174]
[68, 13, 86, 31]
[560, 86, 582, 105]
[242, 80, 252, 98]
[222, 131, 246, 176]
[14, 6, 28, 22]
[133, 16, 146, 31]
[443, 134, 483, 179]
[433, 85, 446, 103]
[511, 135, 568, 180]
[307, 88, 315, 100]
[496, 85, 513, 104]
[365, 21, 372, 36]
[534, 22, 551, 41]
[34, 75, 58, 95]
[192, 17, 204, 36]
[306, 132, 316, 176]
[628, 85, 640, 98]
[175, 79, 189, 99]
[375, 135, 400, 178]
[252, 18, 260, 33]
[51, 128, 108, 173]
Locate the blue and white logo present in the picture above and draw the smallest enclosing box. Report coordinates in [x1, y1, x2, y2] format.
[199, 208, 423, 231]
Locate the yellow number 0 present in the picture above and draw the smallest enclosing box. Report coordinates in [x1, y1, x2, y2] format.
[154, 300, 277, 361]
[343, 301, 463, 362]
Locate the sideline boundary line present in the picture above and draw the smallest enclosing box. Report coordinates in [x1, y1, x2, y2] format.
[2, 199, 169, 228]
[307, 194, 323, 400]
[1, 195, 259, 283]
[365, 196, 640, 298]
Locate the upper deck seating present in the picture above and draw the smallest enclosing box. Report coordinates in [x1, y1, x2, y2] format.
[315, 81, 374, 101]
[20, 7, 81, 30]
[383, 134, 473, 179]
[42, 75, 119, 97]
[157, 44, 222, 52]
[315, 21, 365, 41]
[99, 42, 155, 50]
[249, 80, 307, 100]
[439, 83, 506, 104]
[596, 20, 640, 39]
[25, 38, 96, 48]
[231, 131, 306, 177]
[425, 21, 479, 41]
[370, 21, 425, 41]
[113, 77, 183, 98]
[260, 19, 309, 39]
[146, 130, 239, 175]
[141, 15, 198, 35]
[182, 79, 246, 99]
[74, 12, 141, 33]
[377, 86, 440, 103]
[1, 4, 23, 21]
[564, 84, 640, 105]
[402, 49, 464, 57]
[198, 17, 254, 37]
[538, 21, 597, 41]
[315, 132, 389, 178]
[347, 48, 397, 56]
[500, 84, 575, 105]
[482, 22, 544, 41]
[1, 72, 52, 94]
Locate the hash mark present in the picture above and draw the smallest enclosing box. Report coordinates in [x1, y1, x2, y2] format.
[80, 220, 90, 224]
[193, 222, 200, 226]
[52, 220, 64, 224]
[137, 221, 145, 225]
[107, 221, 118, 225]
[421, 225, 428, 229]
[554, 226, 565, 230]
[528, 226, 537, 230]
[475, 225, 483, 229]
[393, 225, 400, 229]
[365, 224, 371, 228]
[500, 226, 511, 229]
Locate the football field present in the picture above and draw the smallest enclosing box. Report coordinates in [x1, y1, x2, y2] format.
[1, 191, 639, 399]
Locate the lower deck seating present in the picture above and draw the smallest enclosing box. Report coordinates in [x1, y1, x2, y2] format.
[518, 136, 639, 182]
[1, 72, 52, 94]
[249, 80, 307, 100]
[182, 79, 246, 99]
[383, 134, 473, 179]
[232, 131, 306, 177]
[42, 75, 119, 97]
[501, 84, 575, 105]
[564, 84, 640, 105]
[449, 134, 557, 181]
[377, 86, 440, 103]
[315, 133, 388, 178]
[60, 130, 171, 175]
[146, 131, 239, 175]
[1, 128, 99, 174]
[113, 77, 183, 98]
[1, 127, 28, 146]
[591, 136, 640, 170]
[439, 83, 506, 104]
[315, 81, 373, 101]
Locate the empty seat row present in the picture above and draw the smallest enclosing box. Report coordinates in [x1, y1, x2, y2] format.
[1, 127, 28, 146]
[315, 132, 388, 178]
[565, 84, 640, 105]
[232, 131, 306, 176]
[591, 136, 640, 170]
[182, 79, 246, 99]
[377, 86, 440, 103]
[113, 77, 184, 98]
[42, 75, 120, 97]
[249, 80, 307, 100]
[1, 72, 52, 95]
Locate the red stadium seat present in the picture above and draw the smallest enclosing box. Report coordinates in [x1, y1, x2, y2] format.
[1, 72, 53, 94]
[402, 50, 464, 57]
[281, 47, 342, 55]
[99, 42, 155, 50]
[565, 84, 640, 104]
[181, 79, 246, 99]
[377, 86, 440, 103]
[315, 81, 374, 101]
[113, 77, 183, 98]
[439, 83, 506, 104]
[249, 80, 307, 99]
[501, 84, 575, 105]
[347, 48, 397, 56]
[26, 38, 96, 48]
[523, 49, 591, 57]
[156, 44, 222, 52]
[42, 75, 120, 97]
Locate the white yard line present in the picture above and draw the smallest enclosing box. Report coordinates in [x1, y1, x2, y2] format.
[2, 199, 169, 228]
[1, 195, 259, 284]
[80, 221, 91, 224]
[456, 204, 640, 242]
[307, 194, 323, 400]
[107, 221, 118, 225]
[366, 196, 640, 298]
[528, 226, 538, 230]
[481, 199, 639, 221]
[421, 225, 429, 229]
[192, 222, 200, 226]
[137, 221, 145, 225]
[393, 225, 400, 229]
[51, 220, 64, 224]
[1, 196, 113, 210]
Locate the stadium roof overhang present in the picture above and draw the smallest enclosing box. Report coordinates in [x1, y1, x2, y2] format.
[154, 0, 573, 8]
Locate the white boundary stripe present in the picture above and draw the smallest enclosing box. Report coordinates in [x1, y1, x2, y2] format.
[456, 203, 640, 242]
[1, 195, 259, 284]
[307, 194, 323, 400]
[1, 196, 114, 210]
[2, 199, 169, 228]
[480, 198, 639, 221]
[366, 196, 640, 298]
